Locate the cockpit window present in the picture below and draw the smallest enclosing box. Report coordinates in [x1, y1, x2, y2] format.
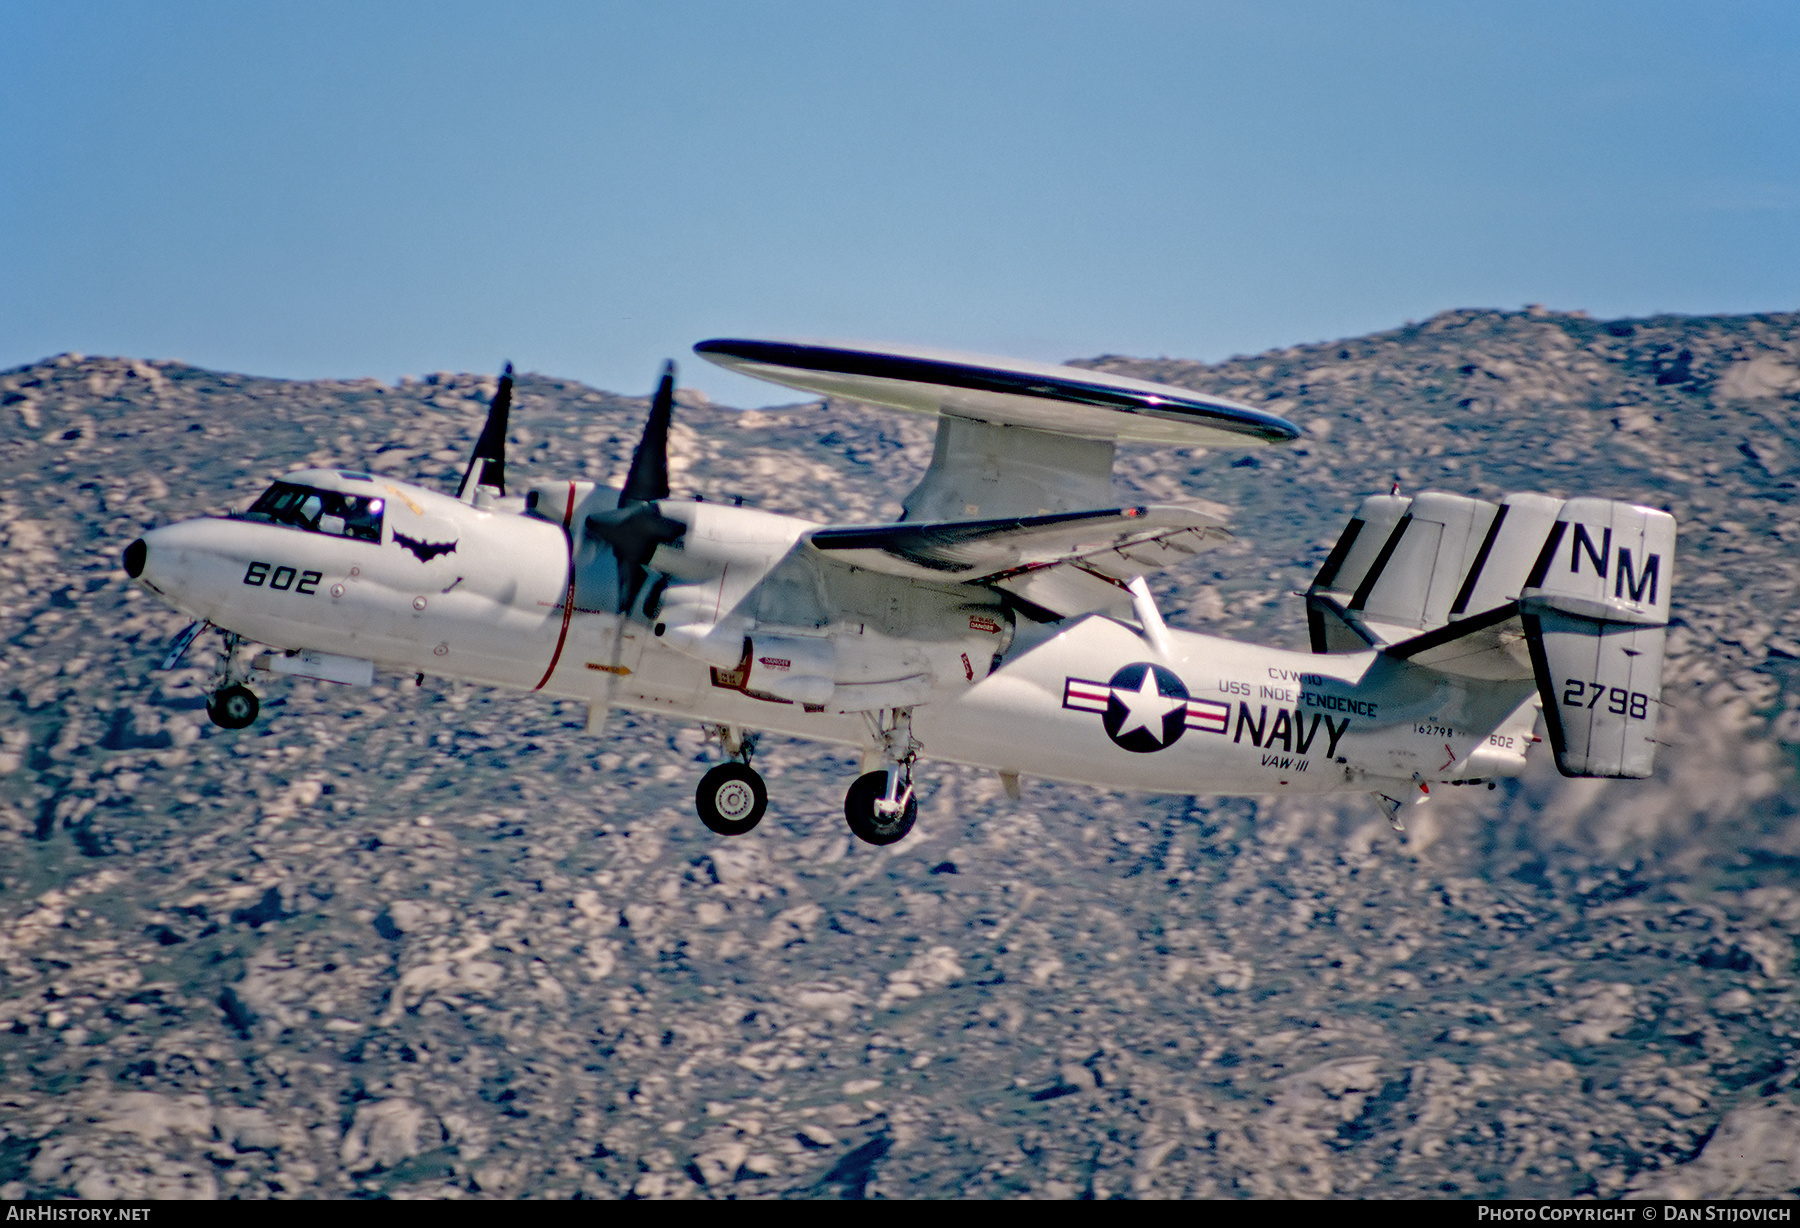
[244, 482, 384, 542]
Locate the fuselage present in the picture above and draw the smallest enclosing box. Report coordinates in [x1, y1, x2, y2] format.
[131, 469, 1538, 799]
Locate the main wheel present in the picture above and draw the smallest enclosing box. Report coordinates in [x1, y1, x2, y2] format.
[844, 770, 918, 846]
[207, 684, 259, 730]
[696, 762, 767, 836]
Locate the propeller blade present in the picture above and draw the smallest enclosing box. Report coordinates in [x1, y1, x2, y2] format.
[581, 361, 687, 618]
[457, 362, 514, 500]
[619, 361, 675, 506]
[586, 616, 630, 736]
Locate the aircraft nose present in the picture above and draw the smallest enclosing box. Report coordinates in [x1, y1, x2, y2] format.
[123, 538, 147, 578]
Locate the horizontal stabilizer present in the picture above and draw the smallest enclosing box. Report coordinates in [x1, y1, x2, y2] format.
[1377, 602, 1534, 681]
[1309, 490, 1563, 650]
[806, 504, 1228, 584]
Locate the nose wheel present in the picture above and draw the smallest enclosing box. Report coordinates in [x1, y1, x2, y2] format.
[207, 684, 260, 730]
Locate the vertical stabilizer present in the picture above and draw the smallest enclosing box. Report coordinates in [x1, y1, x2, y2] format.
[1519, 499, 1676, 778]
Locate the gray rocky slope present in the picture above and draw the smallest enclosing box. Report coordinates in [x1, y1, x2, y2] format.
[0, 306, 1797, 1199]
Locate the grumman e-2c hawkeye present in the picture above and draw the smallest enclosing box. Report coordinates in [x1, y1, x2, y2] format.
[123, 340, 1676, 845]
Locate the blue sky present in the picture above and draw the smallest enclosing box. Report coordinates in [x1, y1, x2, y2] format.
[3, 1, 1796, 405]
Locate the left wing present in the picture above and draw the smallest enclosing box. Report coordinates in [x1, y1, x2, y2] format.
[805, 504, 1228, 584]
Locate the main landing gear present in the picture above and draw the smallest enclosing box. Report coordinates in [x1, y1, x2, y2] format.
[689, 709, 924, 847]
[844, 707, 918, 846]
[844, 770, 916, 845]
[695, 727, 767, 836]
[205, 631, 261, 730]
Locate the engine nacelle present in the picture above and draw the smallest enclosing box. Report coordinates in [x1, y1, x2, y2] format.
[744, 634, 836, 705]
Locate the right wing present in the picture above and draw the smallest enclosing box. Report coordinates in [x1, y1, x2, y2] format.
[805, 504, 1229, 590]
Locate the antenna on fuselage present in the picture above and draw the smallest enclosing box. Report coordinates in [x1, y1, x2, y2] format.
[457, 362, 514, 502]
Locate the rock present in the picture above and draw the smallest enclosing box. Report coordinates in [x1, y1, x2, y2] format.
[1711, 988, 1755, 1016]
[216, 1106, 285, 1152]
[1715, 354, 1800, 401]
[1562, 983, 1637, 1047]
[692, 1141, 747, 1185]
[1057, 1064, 1098, 1091]
[341, 1099, 437, 1172]
[792, 985, 860, 1024]
[2, 313, 1798, 1197]
[96, 1093, 214, 1140]
[1629, 1101, 1800, 1198]
[229, 887, 287, 928]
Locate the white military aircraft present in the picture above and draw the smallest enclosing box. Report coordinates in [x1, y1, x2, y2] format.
[124, 340, 1676, 844]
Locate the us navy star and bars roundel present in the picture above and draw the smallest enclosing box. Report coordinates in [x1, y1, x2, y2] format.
[1063, 663, 1228, 753]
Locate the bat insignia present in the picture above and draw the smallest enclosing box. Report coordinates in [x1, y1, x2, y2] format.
[393, 531, 458, 562]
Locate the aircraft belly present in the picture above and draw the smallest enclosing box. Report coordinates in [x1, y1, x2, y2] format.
[590, 639, 864, 745]
[615, 687, 868, 747]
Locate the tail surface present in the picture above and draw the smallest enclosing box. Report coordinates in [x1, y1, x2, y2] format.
[1518, 499, 1674, 777]
[1310, 491, 1676, 778]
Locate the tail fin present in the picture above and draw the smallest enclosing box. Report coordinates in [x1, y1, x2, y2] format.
[1311, 490, 1677, 778]
[1519, 499, 1675, 778]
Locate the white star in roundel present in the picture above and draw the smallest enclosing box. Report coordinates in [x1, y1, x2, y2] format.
[1111, 668, 1185, 745]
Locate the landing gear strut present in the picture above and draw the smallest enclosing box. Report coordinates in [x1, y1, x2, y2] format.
[845, 708, 919, 846]
[206, 632, 261, 730]
[695, 726, 766, 836]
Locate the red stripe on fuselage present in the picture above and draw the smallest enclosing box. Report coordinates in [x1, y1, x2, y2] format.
[1185, 699, 1230, 735]
[533, 482, 578, 691]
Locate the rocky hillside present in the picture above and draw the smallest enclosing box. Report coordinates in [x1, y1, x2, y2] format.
[0, 307, 1796, 1199]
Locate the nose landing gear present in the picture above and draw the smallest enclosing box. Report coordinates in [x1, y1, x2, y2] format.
[695, 726, 766, 836]
[205, 631, 261, 730]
